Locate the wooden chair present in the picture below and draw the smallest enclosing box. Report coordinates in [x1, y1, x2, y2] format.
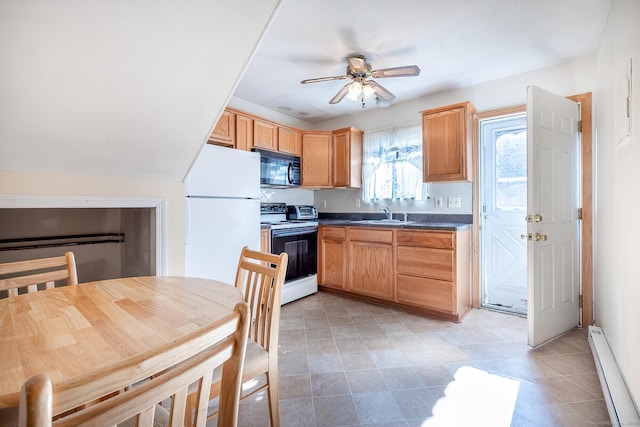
[18, 301, 250, 427]
[187, 246, 288, 426]
[0, 251, 78, 297]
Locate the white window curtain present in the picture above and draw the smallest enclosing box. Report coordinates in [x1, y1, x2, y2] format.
[362, 123, 424, 201]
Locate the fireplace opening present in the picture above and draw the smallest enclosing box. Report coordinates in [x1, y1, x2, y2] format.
[0, 207, 156, 289]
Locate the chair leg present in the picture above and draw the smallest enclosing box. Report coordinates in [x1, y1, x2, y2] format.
[266, 371, 280, 427]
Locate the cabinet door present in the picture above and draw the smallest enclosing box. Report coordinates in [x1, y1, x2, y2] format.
[318, 227, 346, 289]
[333, 128, 363, 188]
[348, 240, 394, 299]
[278, 126, 302, 156]
[320, 240, 346, 289]
[301, 132, 333, 187]
[208, 110, 235, 147]
[333, 130, 350, 187]
[235, 113, 253, 151]
[422, 102, 474, 182]
[253, 119, 278, 151]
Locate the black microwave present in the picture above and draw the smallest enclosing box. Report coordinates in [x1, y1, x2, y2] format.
[253, 149, 300, 188]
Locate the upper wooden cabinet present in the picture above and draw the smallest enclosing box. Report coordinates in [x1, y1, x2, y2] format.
[332, 127, 363, 188]
[235, 113, 253, 151]
[301, 132, 333, 188]
[208, 110, 235, 147]
[421, 101, 476, 182]
[252, 119, 278, 151]
[278, 126, 302, 156]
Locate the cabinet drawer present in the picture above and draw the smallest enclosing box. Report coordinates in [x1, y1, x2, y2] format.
[321, 226, 346, 240]
[349, 228, 393, 244]
[397, 246, 453, 281]
[397, 274, 453, 313]
[397, 230, 454, 249]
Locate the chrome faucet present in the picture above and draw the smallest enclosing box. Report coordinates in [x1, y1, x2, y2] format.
[381, 206, 392, 220]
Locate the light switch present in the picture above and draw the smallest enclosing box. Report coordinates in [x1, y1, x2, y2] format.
[435, 197, 443, 208]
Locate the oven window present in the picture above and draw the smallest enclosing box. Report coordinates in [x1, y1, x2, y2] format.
[271, 229, 317, 282]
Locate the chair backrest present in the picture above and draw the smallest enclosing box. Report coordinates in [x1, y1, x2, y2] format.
[234, 247, 288, 352]
[19, 301, 250, 427]
[0, 252, 78, 297]
[19, 375, 52, 427]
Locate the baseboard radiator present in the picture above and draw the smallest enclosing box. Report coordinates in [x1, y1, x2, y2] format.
[588, 326, 640, 426]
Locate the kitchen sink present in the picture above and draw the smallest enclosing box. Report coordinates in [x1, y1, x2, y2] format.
[351, 219, 414, 225]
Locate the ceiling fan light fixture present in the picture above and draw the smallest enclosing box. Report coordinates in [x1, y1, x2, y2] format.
[346, 80, 375, 102]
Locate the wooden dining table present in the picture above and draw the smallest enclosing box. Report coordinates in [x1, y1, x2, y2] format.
[0, 275, 243, 409]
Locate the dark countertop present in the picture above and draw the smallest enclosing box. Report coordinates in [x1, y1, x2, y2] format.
[318, 219, 471, 231]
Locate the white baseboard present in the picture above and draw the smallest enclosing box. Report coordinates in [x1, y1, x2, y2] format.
[588, 325, 640, 426]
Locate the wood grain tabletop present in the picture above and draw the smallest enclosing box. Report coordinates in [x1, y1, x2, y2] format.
[0, 276, 242, 409]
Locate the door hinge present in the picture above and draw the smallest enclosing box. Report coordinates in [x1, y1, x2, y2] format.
[578, 208, 583, 220]
[578, 120, 582, 133]
[579, 295, 583, 308]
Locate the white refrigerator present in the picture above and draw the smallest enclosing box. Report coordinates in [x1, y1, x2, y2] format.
[184, 144, 260, 285]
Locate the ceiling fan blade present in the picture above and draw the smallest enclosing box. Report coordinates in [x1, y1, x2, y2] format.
[329, 83, 352, 104]
[371, 65, 421, 78]
[300, 75, 349, 84]
[346, 56, 366, 74]
[368, 81, 396, 102]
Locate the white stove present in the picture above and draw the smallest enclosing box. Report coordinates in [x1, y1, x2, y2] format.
[261, 203, 318, 304]
[260, 203, 318, 229]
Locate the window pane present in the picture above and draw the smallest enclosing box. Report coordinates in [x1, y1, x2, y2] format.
[495, 130, 526, 209]
[362, 124, 423, 201]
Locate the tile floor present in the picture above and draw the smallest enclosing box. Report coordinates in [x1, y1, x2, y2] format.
[232, 291, 610, 427]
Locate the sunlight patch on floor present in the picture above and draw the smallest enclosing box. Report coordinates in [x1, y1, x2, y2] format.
[421, 366, 520, 427]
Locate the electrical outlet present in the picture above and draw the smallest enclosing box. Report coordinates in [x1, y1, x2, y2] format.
[322, 200, 327, 208]
[435, 197, 443, 208]
[448, 197, 461, 208]
[355, 198, 360, 208]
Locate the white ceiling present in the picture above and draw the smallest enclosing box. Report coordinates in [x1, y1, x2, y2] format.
[233, 0, 611, 124]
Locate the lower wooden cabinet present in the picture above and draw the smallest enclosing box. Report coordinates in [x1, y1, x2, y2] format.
[318, 225, 471, 321]
[396, 229, 470, 319]
[318, 226, 346, 289]
[347, 228, 394, 299]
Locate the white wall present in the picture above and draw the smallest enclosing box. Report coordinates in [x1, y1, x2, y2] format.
[0, 0, 280, 182]
[593, 0, 640, 409]
[312, 56, 594, 214]
[0, 0, 282, 276]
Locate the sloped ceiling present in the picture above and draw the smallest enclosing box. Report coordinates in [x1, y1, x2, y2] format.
[0, 0, 281, 181]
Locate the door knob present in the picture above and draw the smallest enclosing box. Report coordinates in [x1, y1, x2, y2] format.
[534, 214, 542, 222]
[534, 233, 548, 241]
[520, 233, 531, 240]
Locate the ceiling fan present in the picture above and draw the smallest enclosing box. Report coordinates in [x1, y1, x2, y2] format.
[300, 54, 420, 107]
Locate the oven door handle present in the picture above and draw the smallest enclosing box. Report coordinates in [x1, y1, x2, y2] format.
[271, 227, 317, 238]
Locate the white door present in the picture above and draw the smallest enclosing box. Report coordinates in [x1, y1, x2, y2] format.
[527, 86, 581, 347]
[480, 113, 528, 313]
